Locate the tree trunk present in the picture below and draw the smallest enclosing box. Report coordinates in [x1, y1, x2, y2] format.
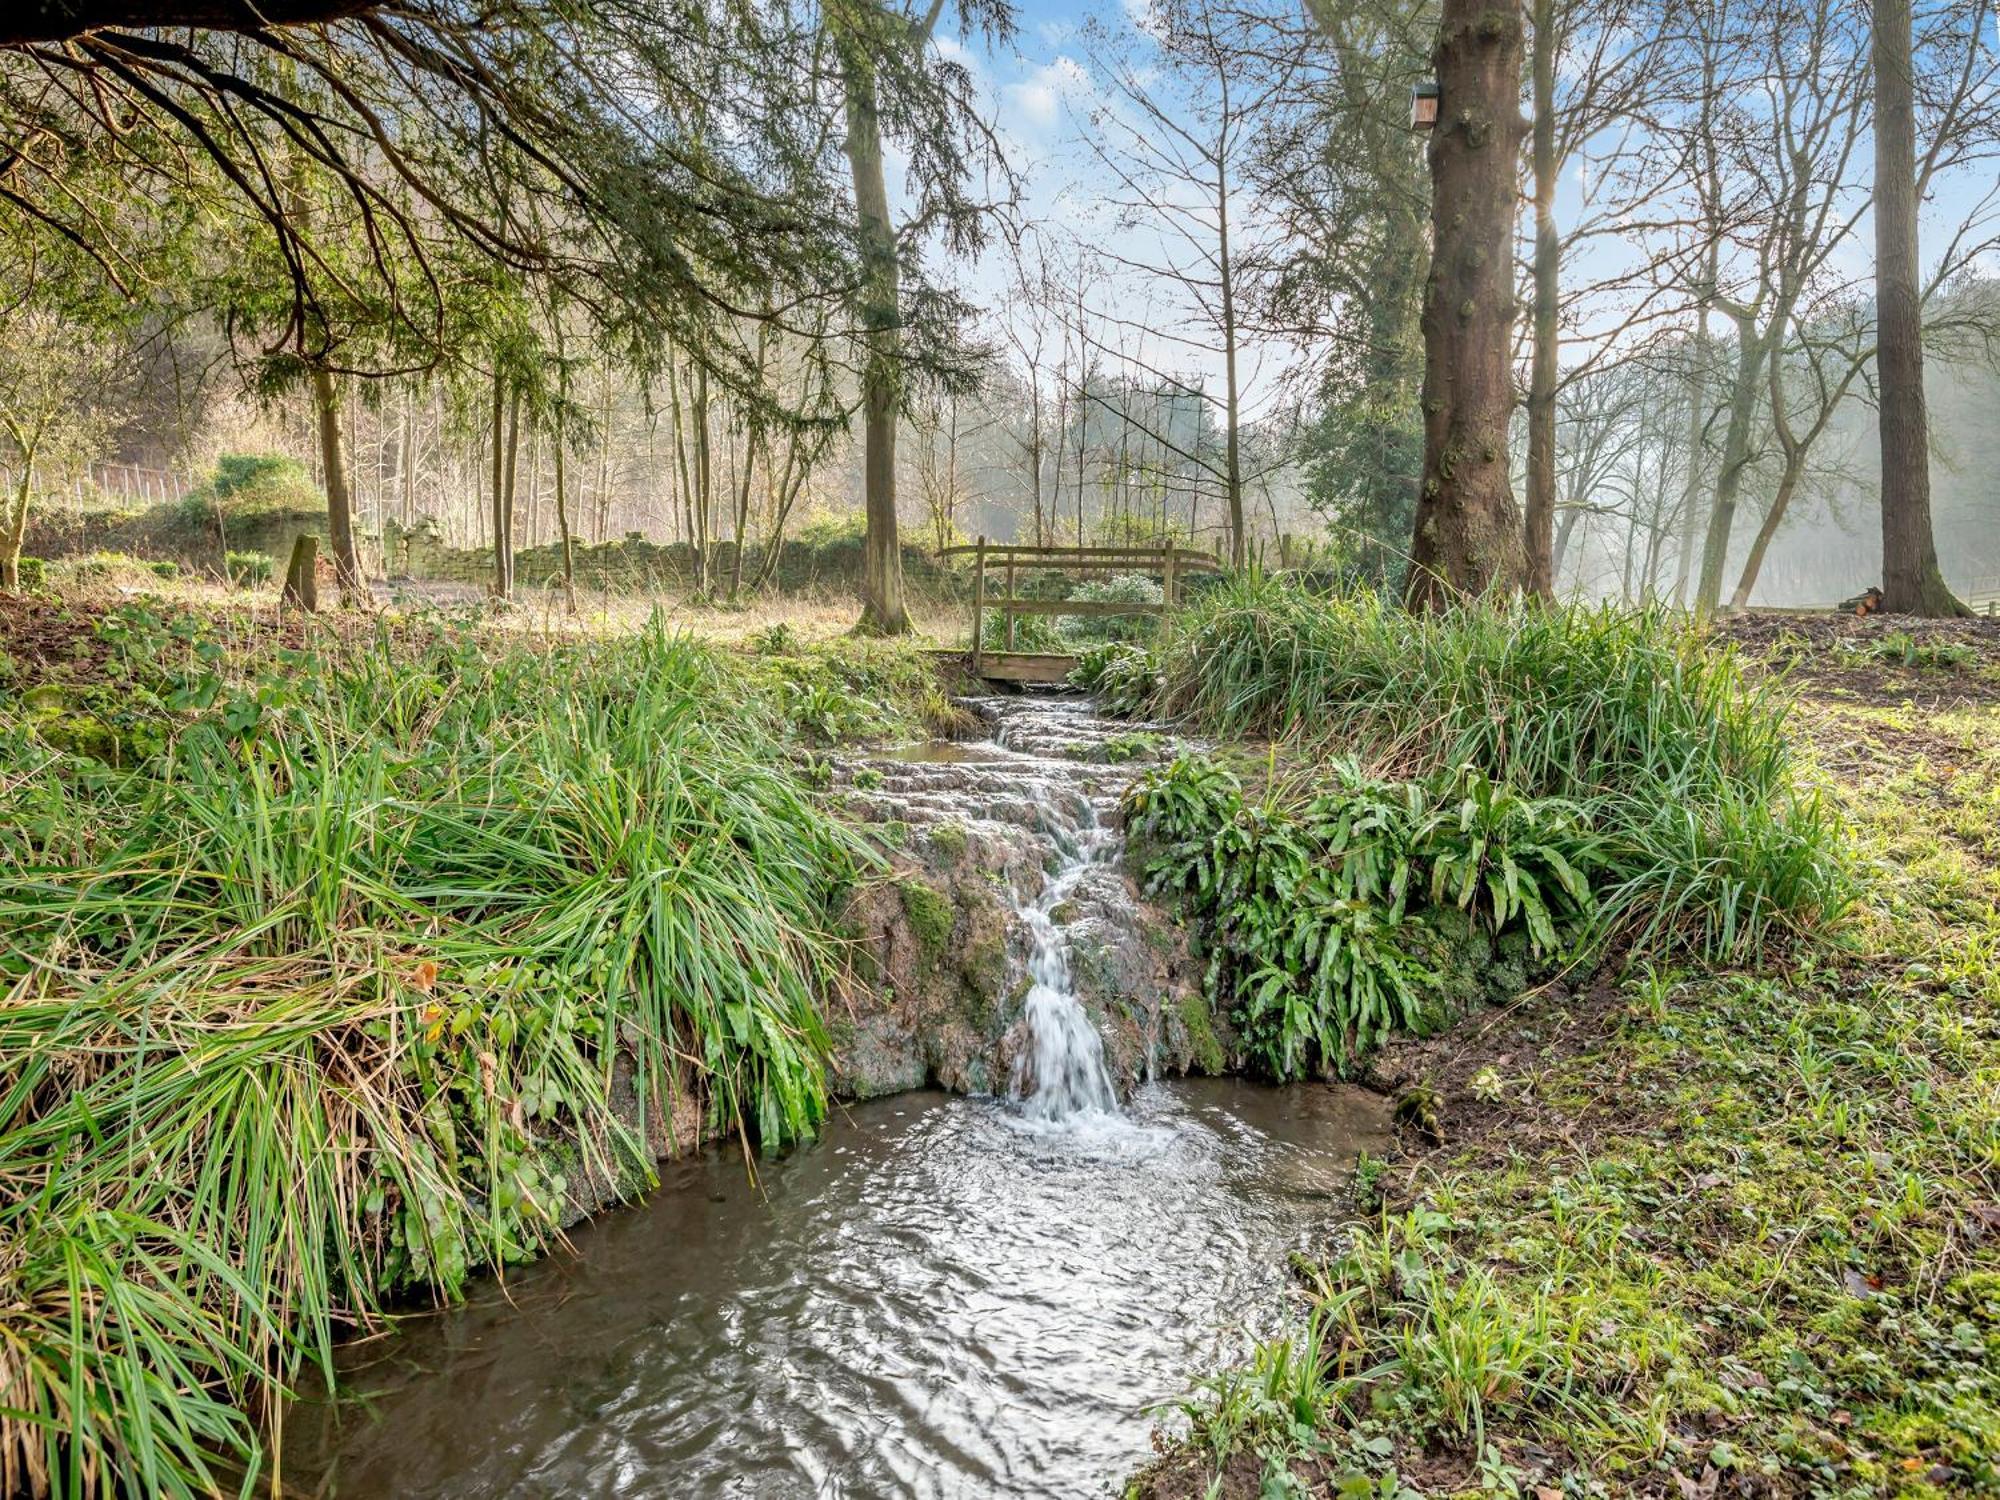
[1217, 141, 1245, 570]
[1671, 304, 1712, 606]
[838, 17, 911, 635]
[1523, 0, 1559, 599]
[1729, 465, 1802, 610]
[1695, 310, 1766, 614]
[496, 384, 521, 601]
[553, 407, 577, 615]
[1874, 0, 1966, 616]
[1405, 0, 1529, 610]
[728, 430, 756, 601]
[692, 365, 713, 592]
[310, 364, 364, 606]
[1, 469, 32, 591]
[594, 373, 613, 544]
[1552, 504, 1584, 585]
[489, 370, 507, 592]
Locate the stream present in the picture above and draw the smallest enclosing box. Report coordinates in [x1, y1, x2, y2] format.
[282, 696, 1389, 1498]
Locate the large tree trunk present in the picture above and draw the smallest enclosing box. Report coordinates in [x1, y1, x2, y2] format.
[838, 19, 911, 635]
[1405, 0, 1529, 610]
[1874, 0, 1966, 616]
[310, 364, 364, 607]
[1523, 0, 1559, 599]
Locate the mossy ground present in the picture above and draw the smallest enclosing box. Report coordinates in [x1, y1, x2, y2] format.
[1136, 625, 2000, 1500]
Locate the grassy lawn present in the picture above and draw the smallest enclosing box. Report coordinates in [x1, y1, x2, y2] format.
[1136, 626, 2000, 1499]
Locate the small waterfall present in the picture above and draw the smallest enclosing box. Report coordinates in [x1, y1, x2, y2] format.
[1010, 798, 1122, 1123]
[843, 695, 1150, 1126]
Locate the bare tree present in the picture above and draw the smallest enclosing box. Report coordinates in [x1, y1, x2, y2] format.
[1081, 0, 1299, 567]
[0, 307, 113, 590]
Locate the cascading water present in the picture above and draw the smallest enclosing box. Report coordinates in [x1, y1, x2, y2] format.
[1010, 814, 1123, 1121]
[989, 707, 1128, 1123]
[279, 692, 1393, 1500]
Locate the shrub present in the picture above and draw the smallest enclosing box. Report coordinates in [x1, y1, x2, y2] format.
[148, 559, 180, 579]
[226, 550, 275, 588]
[14, 556, 46, 589]
[67, 550, 148, 582]
[1126, 752, 1602, 1080]
[191, 453, 321, 517]
[979, 607, 1063, 652]
[1068, 641, 1158, 716]
[1060, 573, 1163, 645]
[1127, 577, 1848, 959]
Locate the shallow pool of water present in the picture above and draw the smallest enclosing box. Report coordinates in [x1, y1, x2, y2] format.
[282, 1079, 1387, 1498]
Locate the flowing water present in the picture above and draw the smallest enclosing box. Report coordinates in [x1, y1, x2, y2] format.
[282, 696, 1389, 1498]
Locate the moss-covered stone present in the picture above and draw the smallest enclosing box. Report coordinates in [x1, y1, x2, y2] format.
[928, 820, 968, 863]
[1178, 991, 1227, 1075]
[897, 877, 954, 968]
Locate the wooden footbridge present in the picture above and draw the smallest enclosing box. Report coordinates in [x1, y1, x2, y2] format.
[936, 538, 1224, 685]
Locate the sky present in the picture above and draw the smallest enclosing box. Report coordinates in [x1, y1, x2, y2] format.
[888, 0, 2000, 464]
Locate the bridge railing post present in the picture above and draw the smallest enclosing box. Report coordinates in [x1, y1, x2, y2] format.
[971, 535, 987, 675]
[1004, 554, 1016, 651]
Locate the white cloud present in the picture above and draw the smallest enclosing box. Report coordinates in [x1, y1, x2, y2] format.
[1000, 55, 1094, 133]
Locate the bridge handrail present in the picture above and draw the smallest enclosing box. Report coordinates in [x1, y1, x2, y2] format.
[938, 541, 1223, 570]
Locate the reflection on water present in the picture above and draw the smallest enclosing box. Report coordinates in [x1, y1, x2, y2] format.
[281, 1080, 1388, 1499]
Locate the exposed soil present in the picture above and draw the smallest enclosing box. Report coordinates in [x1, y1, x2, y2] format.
[1716, 608, 2000, 710]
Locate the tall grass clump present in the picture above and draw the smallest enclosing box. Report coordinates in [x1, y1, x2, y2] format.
[0, 610, 866, 1496]
[1123, 576, 1848, 963]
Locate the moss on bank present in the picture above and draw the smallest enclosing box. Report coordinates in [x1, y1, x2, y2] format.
[898, 876, 956, 967]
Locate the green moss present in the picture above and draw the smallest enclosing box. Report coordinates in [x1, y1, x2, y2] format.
[1178, 991, 1227, 1075]
[1101, 731, 1159, 764]
[928, 819, 968, 863]
[957, 929, 1007, 1011]
[898, 877, 954, 968]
